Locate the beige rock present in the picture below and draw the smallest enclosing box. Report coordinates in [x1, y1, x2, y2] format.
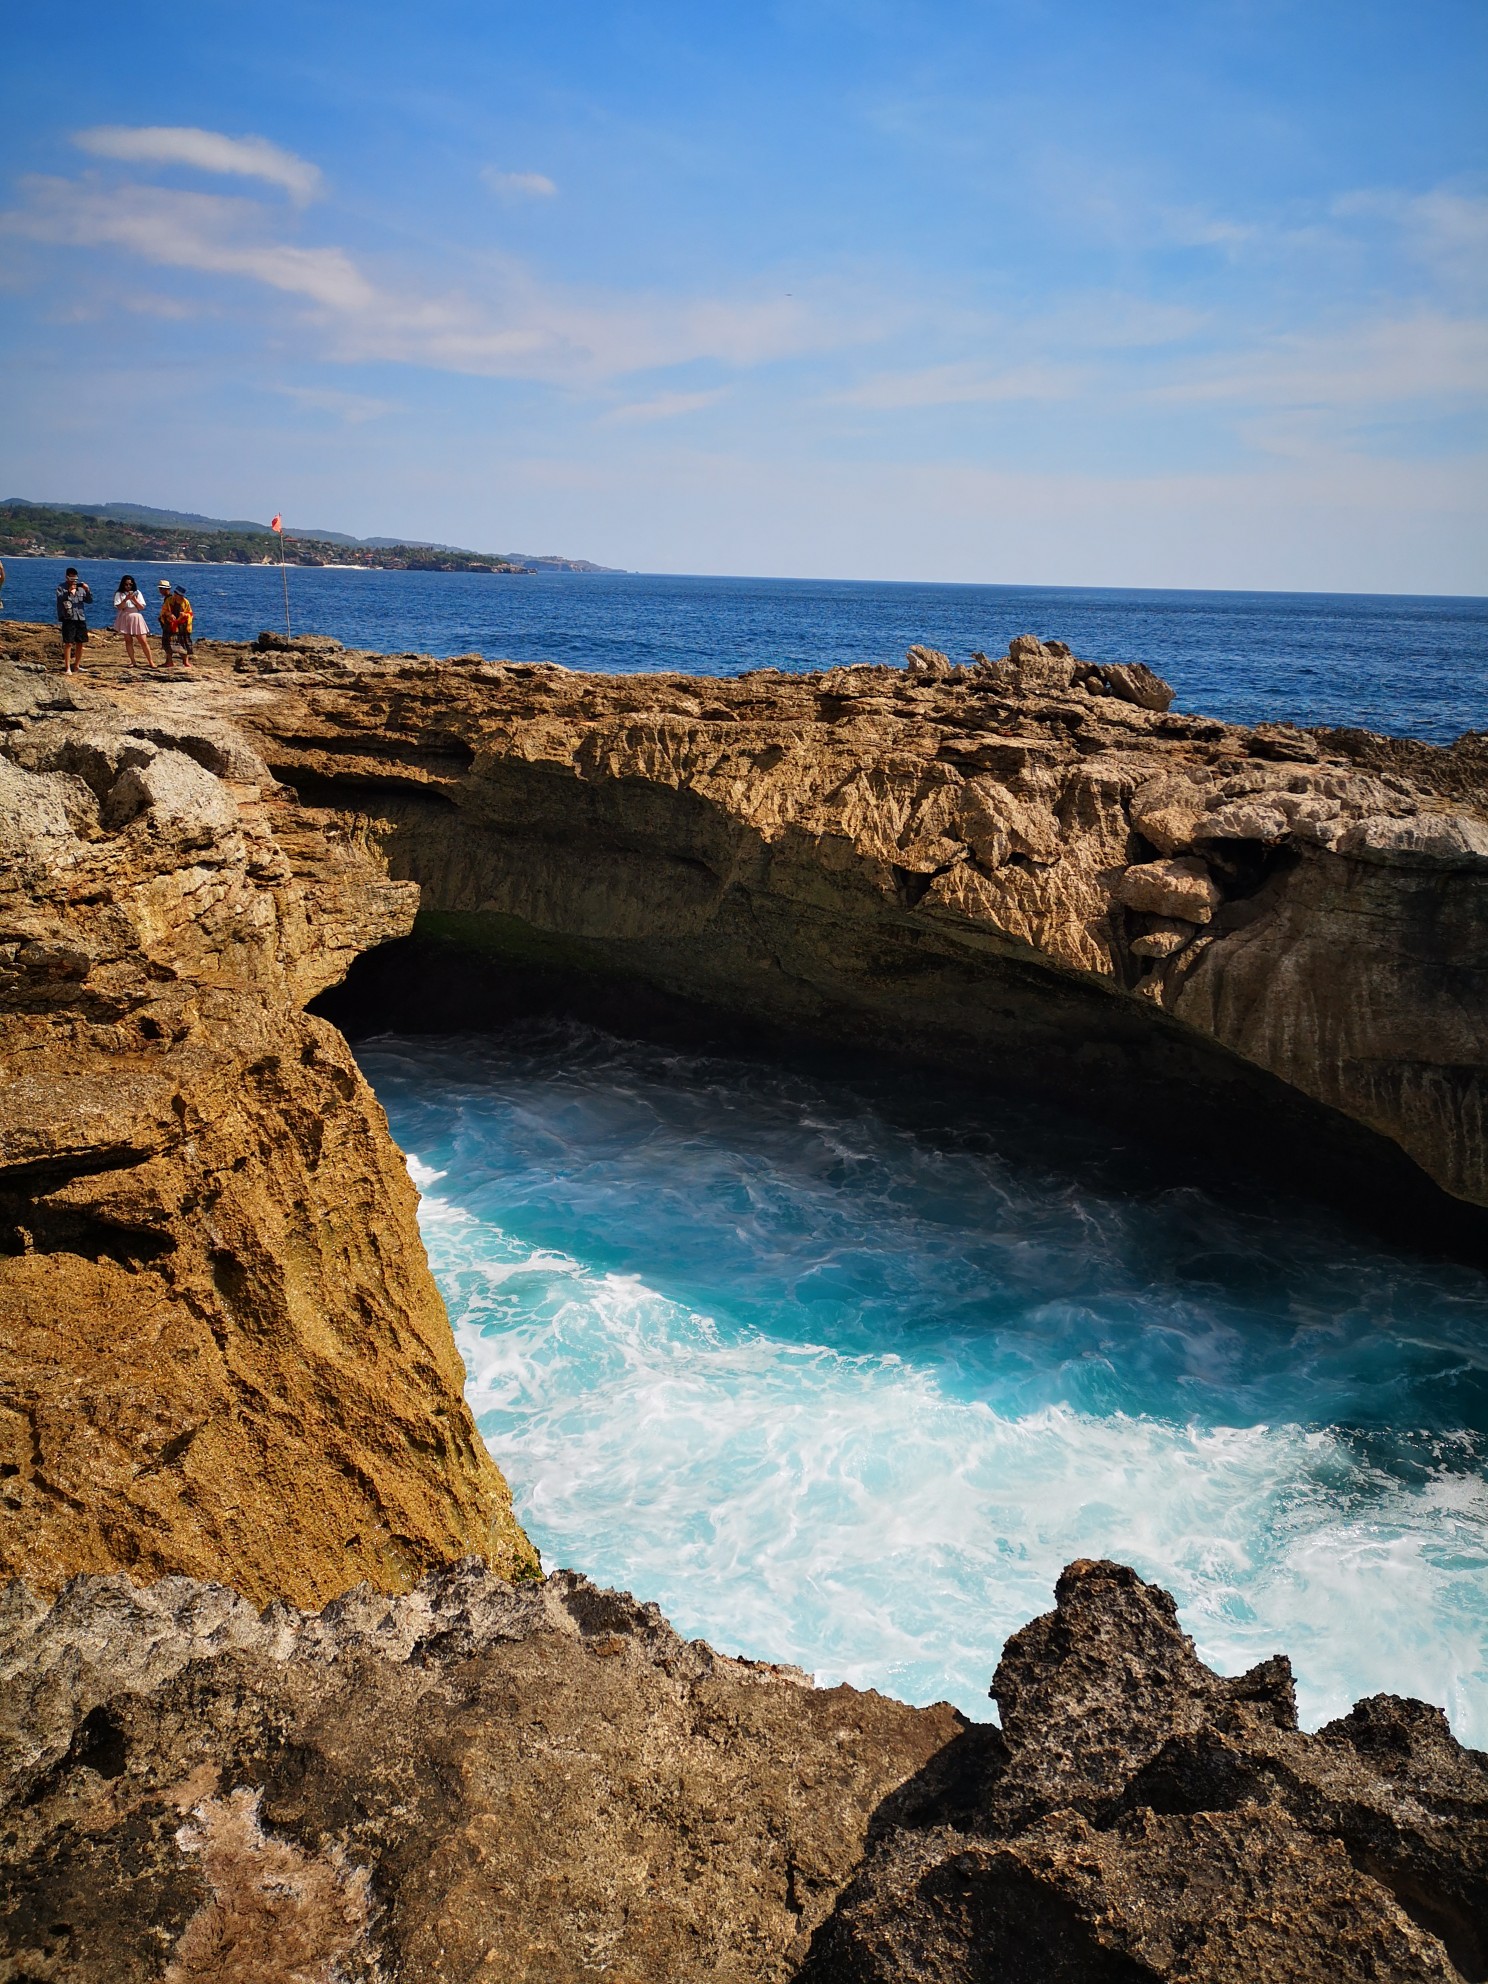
[1098, 661, 1175, 712]
[1195, 798, 1290, 842]
[1338, 811, 1488, 868]
[905, 644, 953, 681]
[1131, 772, 1211, 854]
[1113, 856, 1223, 923]
[1129, 917, 1198, 958]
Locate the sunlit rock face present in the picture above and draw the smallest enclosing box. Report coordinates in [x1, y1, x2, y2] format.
[215, 628, 1486, 1231]
[0, 648, 537, 1604]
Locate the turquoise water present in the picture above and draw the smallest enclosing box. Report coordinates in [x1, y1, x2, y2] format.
[5, 557, 1486, 741]
[361, 1024, 1488, 1741]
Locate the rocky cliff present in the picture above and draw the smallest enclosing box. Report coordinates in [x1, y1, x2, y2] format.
[0, 646, 537, 1604]
[2, 1558, 1482, 1982]
[2, 618, 1485, 1980]
[226, 628, 1486, 1235]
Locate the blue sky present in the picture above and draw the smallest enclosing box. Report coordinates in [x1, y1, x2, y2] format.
[3, 0, 1484, 588]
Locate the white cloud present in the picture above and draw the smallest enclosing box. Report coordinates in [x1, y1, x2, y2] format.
[601, 388, 731, 424]
[1148, 313, 1488, 413]
[74, 125, 323, 203]
[834, 359, 1087, 410]
[482, 168, 558, 201]
[0, 174, 849, 384]
[9, 179, 373, 310]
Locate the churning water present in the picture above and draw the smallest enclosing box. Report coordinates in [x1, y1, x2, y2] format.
[359, 1023, 1488, 1742]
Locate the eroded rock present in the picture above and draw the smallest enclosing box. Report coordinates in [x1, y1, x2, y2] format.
[0, 1561, 960, 1983]
[0, 669, 536, 1605]
[2, 1559, 1480, 1984]
[800, 1562, 1488, 1983]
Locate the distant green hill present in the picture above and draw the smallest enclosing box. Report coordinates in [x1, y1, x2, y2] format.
[0, 498, 617, 571]
[0, 503, 533, 572]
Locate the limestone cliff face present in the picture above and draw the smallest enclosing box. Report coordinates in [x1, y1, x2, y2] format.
[0, 651, 537, 1603]
[216, 632, 1487, 1220]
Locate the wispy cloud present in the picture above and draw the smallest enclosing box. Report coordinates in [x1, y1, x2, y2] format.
[834, 358, 1087, 410]
[601, 387, 731, 423]
[74, 125, 323, 203]
[1148, 312, 1488, 413]
[482, 168, 558, 201]
[0, 173, 848, 384]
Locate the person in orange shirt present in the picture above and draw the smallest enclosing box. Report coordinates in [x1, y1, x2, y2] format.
[159, 581, 195, 670]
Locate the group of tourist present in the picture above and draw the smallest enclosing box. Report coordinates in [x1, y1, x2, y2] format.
[55, 570, 196, 678]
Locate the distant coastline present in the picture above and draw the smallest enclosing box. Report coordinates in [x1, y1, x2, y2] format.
[0, 498, 620, 574]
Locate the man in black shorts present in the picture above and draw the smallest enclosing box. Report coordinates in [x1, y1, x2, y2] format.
[56, 568, 92, 674]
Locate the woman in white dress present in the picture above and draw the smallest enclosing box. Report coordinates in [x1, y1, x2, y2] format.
[112, 574, 156, 668]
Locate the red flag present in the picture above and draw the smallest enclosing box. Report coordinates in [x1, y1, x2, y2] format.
[270, 514, 282, 533]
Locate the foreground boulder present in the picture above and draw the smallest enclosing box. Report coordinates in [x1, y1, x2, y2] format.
[801, 1561, 1487, 1983]
[0, 1561, 960, 1982]
[1, 1560, 1480, 1982]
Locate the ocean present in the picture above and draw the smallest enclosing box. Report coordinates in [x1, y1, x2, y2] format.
[3, 556, 1485, 742]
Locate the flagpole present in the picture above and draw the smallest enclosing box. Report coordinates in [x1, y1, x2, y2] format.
[276, 518, 293, 638]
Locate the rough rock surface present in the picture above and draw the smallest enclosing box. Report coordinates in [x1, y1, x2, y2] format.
[0, 653, 537, 1604]
[0, 1559, 961, 1983]
[799, 1561, 1487, 1984]
[2, 1559, 1482, 1983]
[210, 626, 1486, 1217]
[6, 622, 1484, 1227]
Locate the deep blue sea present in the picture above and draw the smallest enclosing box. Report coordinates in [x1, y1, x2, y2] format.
[3, 556, 1485, 742]
[10, 552, 1485, 1731]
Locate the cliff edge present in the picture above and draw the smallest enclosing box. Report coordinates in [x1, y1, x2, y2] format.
[235, 629, 1487, 1226]
[0, 652, 537, 1603]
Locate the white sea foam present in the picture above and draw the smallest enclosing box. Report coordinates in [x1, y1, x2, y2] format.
[369, 1030, 1488, 1743]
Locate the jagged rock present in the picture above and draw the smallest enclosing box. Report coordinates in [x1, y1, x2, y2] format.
[906, 644, 953, 681]
[2, 1559, 1481, 1983]
[1098, 660, 1175, 712]
[1195, 796, 1291, 843]
[1000, 633, 1080, 694]
[1113, 854, 1224, 923]
[254, 629, 344, 654]
[799, 1561, 1488, 1983]
[1248, 721, 1320, 763]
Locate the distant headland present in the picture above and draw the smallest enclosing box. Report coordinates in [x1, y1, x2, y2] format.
[0, 498, 621, 574]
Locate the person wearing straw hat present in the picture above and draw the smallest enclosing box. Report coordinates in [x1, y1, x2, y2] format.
[158, 580, 195, 669]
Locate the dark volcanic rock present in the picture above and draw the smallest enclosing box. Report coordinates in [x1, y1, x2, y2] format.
[2, 1560, 1481, 1982]
[799, 1562, 1487, 1983]
[0, 1560, 959, 1983]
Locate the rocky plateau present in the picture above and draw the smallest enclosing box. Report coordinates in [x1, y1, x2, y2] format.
[1, 616, 1485, 1980]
